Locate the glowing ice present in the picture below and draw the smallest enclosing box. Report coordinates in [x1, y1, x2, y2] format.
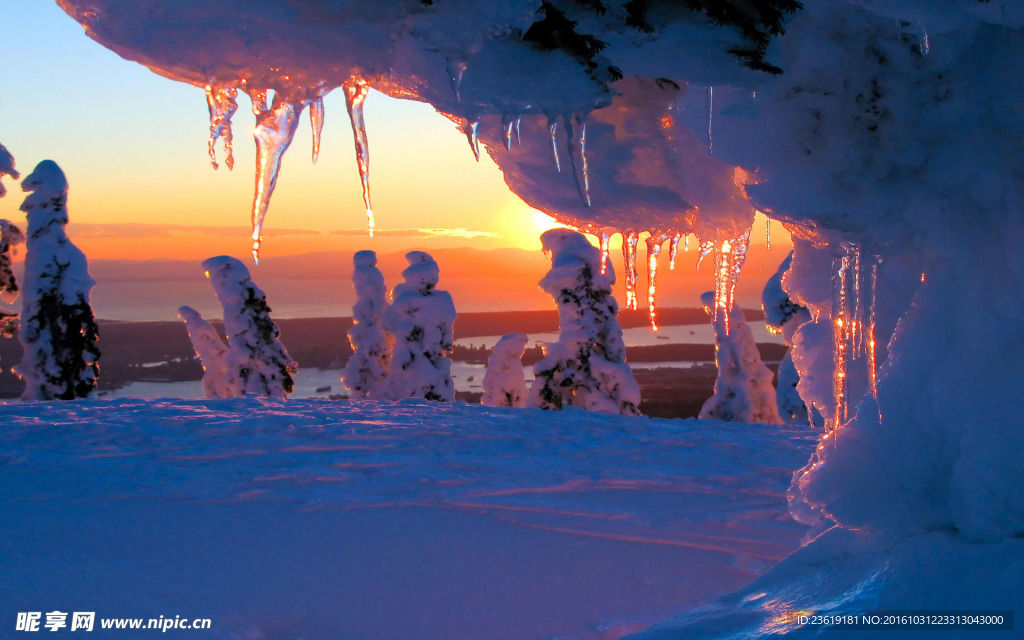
[309, 97, 325, 164]
[205, 84, 238, 170]
[711, 233, 751, 335]
[622, 230, 639, 310]
[547, 116, 561, 172]
[645, 234, 666, 331]
[564, 113, 591, 207]
[463, 119, 481, 162]
[249, 91, 304, 262]
[343, 77, 373, 237]
[669, 233, 682, 270]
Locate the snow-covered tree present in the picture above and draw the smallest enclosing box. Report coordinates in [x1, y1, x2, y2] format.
[177, 305, 234, 398]
[0, 141, 18, 198]
[202, 255, 296, 398]
[762, 251, 813, 425]
[17, 160, 100, 401]
[342, 250, 390, 398]
[528, 229, 641, 416]
[699, 291, 781, 424]
[481, 333, 529, 408]
[382, 251, 456, 402]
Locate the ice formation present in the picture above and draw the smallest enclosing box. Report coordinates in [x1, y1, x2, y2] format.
[177, 305, 233, 399]
[0, 141, 18, 199]
[47, 0, 1024, 632]
[382, 251, 457, 402]
[761, 252, 812, 425]
[481, 332, 529, 408]
[529, 229, 641, 416]
[17, 160, 100, 401]
[698, 292, 781, 425]
[342, 250, 390, 399]
[201, 256, 297, 398]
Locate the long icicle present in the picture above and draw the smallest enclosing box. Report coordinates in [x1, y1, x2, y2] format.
[249, 91, 304, 263]
[309, 97, 325, 164]
[343, 77, 373, 237]
[623, 230, 639, 310]
[668, 233, 682, 270]
[712, 233, 750, 335]
[446, 57, 468, 102]
[706, 86, 714, 154]
[205, 84, 239, 170]
[548, 116, 561, 172]
[867, 254, 882, 417]
[832, 247, 851, 428]
[502, 113, 515, 151]
[599, 230, 611, 275]
[564, 112, 591, 207]
[646, 235, 665, 331]
[463, 119, 481, 162]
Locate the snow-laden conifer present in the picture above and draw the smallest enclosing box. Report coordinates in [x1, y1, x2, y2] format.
[699, 291, 781, 424]
[17, 160, 100, 400]
[382, 251, 456, 401]
[0, 141, 18, 198]
[342, 250, 390, 398]
[761, 252, 813, 424]
[177, 305, 233, 398]
[481, 333, 529, 408]
[202, 255, 296, 398]
[528, 229, 641, 416]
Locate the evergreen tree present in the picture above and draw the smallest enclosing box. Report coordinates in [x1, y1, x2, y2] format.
[481, 333, 529, 408]
[528, 229, 641, 416]
[202, 255, 296, 398]
[382, 251, 456, 402]
[342, 250, 391, 399]
[699, 291, 781, 424]
[177, 305, 234, 398]
[17, 160, 100, 401]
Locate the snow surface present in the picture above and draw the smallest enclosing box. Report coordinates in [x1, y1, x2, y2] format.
[1, 398, 815, 640]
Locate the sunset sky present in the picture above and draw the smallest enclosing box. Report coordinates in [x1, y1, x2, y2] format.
[0, 0, 789, 319]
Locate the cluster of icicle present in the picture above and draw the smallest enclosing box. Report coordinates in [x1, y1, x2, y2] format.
[203, 77, 373, 262]
[830, 242, 881, 429]
[587, 228, 751, 334]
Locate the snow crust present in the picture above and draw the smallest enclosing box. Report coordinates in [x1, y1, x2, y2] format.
[0, 397, 816, 640]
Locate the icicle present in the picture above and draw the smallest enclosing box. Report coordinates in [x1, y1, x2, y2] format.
[706, 86, 713, 154]
[765, 215, 771, 250]
[646, 235, 666, 331]
[248, 88, 268, 115]
[564, 113, 591, 207]
[850, 245, 862, 357]
[463, 120, 481, 162]
[866, 254, 881, 413]
[831, 244, 855, 428]
[514, 116, 522, 146]
[547, 116, 561, 172]
[502, 113, 515, 151]
[685, 234, 690, 252]
[668, 233, 683, 270]
[696, 239, 715, 270]
[623, 230, 639, 310]
[599, 230, 611, 275]
[446, 58, 468, 101]
[309, 97, 325, 164]
[249, 92, 304, 262]
[205, 84, 239, 170]
[711, 233, 750, 335]
[343, 77, 373, 237]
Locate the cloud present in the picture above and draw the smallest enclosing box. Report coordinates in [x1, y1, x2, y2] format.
[68, 223, 324, 238]
[329, 227, 502, 239]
